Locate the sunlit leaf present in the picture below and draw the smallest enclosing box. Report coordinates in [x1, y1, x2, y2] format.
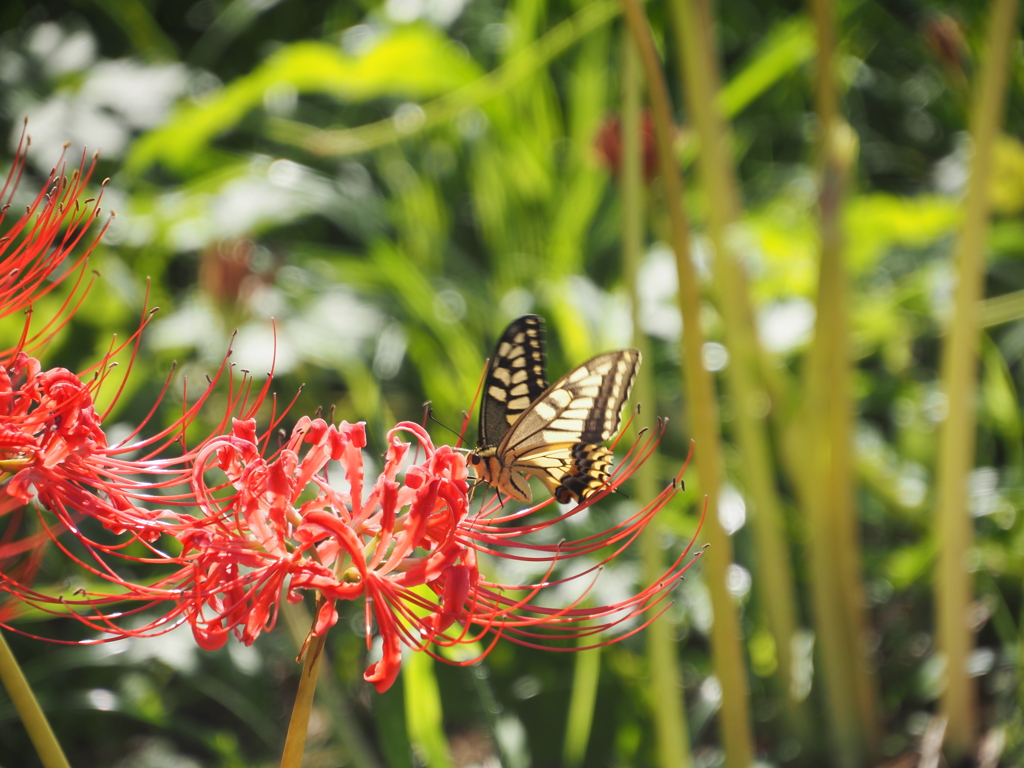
[719, 16, 815, 119]
[127, 27, 483, 175]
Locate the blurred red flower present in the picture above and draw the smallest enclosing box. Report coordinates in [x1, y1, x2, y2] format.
[595, 110, 659, 181]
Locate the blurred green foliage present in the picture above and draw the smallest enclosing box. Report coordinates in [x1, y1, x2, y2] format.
[0, 0, 1023, 766]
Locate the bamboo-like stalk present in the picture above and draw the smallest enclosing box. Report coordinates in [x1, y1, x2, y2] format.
[934, 0, 1019, 757]
[667, 0, 803, 713]
[803, 0, 880, 762]
[619, 1, 755, 766]
[0, 630, 71, 768]
[621, 33, 693, 768]
[280, 632, 328, 768]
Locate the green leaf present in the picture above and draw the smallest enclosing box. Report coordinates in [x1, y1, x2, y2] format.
[719, 16, 815, 119]
[843, 194, 960, 272]
[403, 650, 454, 768]
[885, 540, 935, 590]
[126, 27, 483, 175]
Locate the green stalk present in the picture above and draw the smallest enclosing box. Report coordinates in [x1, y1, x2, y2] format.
[280, 601, 382, 768]
[801, 0, 882, 762]
[404, 648, 454, 768]
[0, 630, 71, 768]
[621, 33, 693, 768]
[280, 631, 328, 768]
[981, 288, 1024, 327]
[667, 0, 803, 713]
[934, 0, 1019, 757]
[562, 644, 601, 767]
[619, 1, 755, 766]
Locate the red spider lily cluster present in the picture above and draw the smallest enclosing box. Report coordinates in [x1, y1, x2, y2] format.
[0, 133, 704, 694]
[171, 416, 700, 692]
[0, 128, 271, 620]
[0, 128, 116, 615]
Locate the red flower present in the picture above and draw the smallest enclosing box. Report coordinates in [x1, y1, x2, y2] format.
[26, 406, 697, 692]
[0, 126, 113, 616]
[0, 129, 273, 626]
[6, 401, 701, 694]
[595, 110, 660, 181]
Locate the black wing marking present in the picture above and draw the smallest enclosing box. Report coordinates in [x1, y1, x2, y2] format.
[478, 315, 548, 448]
[499, 350, 640, 455]
[513, 442, 616, 504]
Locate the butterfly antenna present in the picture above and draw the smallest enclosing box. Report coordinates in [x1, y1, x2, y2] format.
[425, 405, 465, 444]
[464, 356, 489, 438]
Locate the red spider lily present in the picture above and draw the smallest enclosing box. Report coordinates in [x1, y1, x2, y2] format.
[0, 336, 279, 621]
[0, 126, 111, 344]
[0, 126, 114, 616]
[0, 130, 277, 625]
[13, 405, 701, 693]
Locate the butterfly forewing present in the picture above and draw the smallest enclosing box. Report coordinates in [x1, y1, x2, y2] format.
[479, 315, 547, 448]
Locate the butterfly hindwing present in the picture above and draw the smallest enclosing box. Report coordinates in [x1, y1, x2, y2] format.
[511, 442, 616, 504]
[479, 315, 547, 448]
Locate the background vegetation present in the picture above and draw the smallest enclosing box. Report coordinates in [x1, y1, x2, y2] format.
[0, 0, 1023, 766]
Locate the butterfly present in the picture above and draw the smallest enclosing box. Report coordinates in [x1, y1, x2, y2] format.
[468, 315, 641, 504]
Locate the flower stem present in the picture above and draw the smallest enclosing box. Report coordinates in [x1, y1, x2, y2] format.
[280, 631, 328, 768]
[280, 601, 382, 768]
[0, 629, 71, 768]
[618, 0, 755, 766]
[934, 0, 1019, 758]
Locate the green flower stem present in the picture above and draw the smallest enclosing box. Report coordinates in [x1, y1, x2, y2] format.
[280, 601, 382, 768]
[561, 642, 601, 767]
[802, 0, 881, 762]
[280, 630, 328, 768]
[621, 32, 692, 768]
[618, 0, 755, 766]
[0, 629, 71, 768]
[667, 0, 803, 713]
[934, 0, 1019, 757]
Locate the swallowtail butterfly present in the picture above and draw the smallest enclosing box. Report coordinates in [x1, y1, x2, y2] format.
[468, 315, 640, 504]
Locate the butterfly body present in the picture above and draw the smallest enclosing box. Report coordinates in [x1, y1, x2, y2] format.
[469, 316, 640, 504]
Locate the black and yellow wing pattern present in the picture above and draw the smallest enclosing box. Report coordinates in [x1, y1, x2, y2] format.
[470, 316, 640, 504]
[478, 314, 548, 449]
